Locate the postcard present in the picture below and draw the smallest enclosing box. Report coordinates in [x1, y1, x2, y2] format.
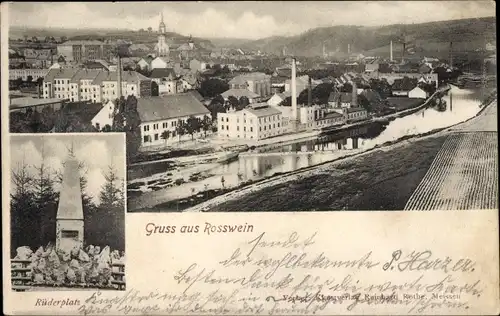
[2, 1, 499, 315]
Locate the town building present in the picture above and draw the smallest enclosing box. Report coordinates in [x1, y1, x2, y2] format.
[217, 103, 284, 140]
[228, 72, 272, 98]
[57, 40, 112, 63]
[9, 68, 49, 81]
[391, 78, 418, 97]
[150, 68, 183, 95]
[42, 68, 152, 103]
[267, 91, 291, 107]
[221, 89, 261, 103]
[137, 93, 211, 147]
[408, 86, 429, 99]
[151, 56, 171, 69]
[91, 100, 116, 131]
[284, 75, 310, 95]
[137, 55, 155, 71]
[189, 59, 207, 72]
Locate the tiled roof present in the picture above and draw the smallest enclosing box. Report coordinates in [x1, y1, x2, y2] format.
[324, 111, 343, 119]
[346, 107, 366, 113]
[328, 91, 339, 102]
[187, 90, 204, 102]
[245, 105, 282, 118]
[70, 69, 101, 83]
[150, 68, 176, 79]
[392, 77, 418, 91]
[340, 92, 352, 103]
[137, 94, 210, 123]
[221, 89, 260, 99]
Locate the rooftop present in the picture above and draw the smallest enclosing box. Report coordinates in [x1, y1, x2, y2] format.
[137, 94, 210, 123]
[59, 40, 106, 46]
[245, 104, 282, 118]
[221, 88, 260, 99]
[10, 97, 64, 110]
[150, 68, 177, 79]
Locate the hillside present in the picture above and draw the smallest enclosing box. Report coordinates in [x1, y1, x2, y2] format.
[239, 17, 496, 57]
[9, 26, 215, 50]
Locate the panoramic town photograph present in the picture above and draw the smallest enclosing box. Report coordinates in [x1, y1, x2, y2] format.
[7, 2, 497, 213]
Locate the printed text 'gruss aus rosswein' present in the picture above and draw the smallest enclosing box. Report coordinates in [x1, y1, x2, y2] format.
[145, 222, 254, 236]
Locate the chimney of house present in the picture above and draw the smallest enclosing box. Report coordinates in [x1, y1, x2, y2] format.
[308, 76, 312, 106]
[291, 57, 297, 121]
[351, 80, 357, 107]
[390, 40, 393, 62]
[117, 54, 122, 100]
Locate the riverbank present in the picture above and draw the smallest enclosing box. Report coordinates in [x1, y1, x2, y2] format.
[183, 93, 497, 212]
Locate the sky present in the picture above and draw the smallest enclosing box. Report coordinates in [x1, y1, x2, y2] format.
[8, 1, 496, 40]
[10, 134, 126, 205]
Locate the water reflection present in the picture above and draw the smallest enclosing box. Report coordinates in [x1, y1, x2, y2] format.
[130, 86, 485, 208]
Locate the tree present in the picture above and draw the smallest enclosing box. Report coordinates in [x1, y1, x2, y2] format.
[175, 119, 186, 143]
[151, 81, 159, 96]
[26, 75, 33, 84]
[239, 96, 250, 108]
[99, 165, 124, 209]
[185, 116, 201, 141]
[207, 96, 226, 120]
[10, 159, 37, 255]
[161, 130, 171, 146]
[227, 95, 239, 110]
[147, 27, 153, 33]
[60, 36, 67, 43]
[198, 78, 229, 98]
[340, 82, 353, 93]
[33, 142, 58, 246]
[200, 115, 212, 137]
[357, 94, 372, 112]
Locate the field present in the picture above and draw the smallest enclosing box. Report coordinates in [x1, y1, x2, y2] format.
[207, 135, 449, 212]
[405, 132, 498, 210]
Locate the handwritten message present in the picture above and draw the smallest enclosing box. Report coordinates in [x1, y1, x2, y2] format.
[75, 231, 482, 315]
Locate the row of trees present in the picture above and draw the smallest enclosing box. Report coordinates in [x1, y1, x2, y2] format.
[159, 115, 213, 146]
[10, 151, 124, 258]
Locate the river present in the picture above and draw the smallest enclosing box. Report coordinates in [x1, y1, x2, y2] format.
[128, 85, 488, 211]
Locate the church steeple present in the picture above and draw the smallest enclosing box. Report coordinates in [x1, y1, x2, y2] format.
[159, 12, 166, 34]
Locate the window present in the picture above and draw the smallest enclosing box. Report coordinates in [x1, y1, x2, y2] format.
[277, 123, 280, 127]
[144, 125, 150, 132]
[154, 134, 159, 141]
[221, 125, 224, 130]
[237, 126, 239, 131]
[250, 127, 253, 132]
[143, 135, 149, 143]
[226, 117, 229, 122]
[243, 127, 246, 132]
[96, 123, 100, 130]
[153, 124, 159, 130]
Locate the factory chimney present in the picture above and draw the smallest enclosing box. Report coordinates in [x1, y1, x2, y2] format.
[351, 80, 358, 107]
[308, 76, 312, 106]
[449, 41, 453, 69]
[116, 54, 122, 100]
[390, 40, 393, 62]
[347, 43, 351, 55]
[291, 57, 298, 123]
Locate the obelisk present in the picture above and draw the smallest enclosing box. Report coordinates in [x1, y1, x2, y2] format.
[56, 147, 84, 253]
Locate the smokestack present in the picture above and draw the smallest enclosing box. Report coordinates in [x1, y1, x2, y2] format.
[351, 80, 357, 107]
[117, 55, 122, 100]
[308, 76, 312, 106]
[390, 40, 393, 62]
[291, 57, 297, 121]
[348, 44, 351, 55]
[449, 41, 453, 69]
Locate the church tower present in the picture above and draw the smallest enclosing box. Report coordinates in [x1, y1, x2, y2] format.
[157, 12, 169, 57]
[56, 144, 84, 254]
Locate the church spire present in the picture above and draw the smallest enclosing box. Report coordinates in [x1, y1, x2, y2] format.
[159, 12, 166, 34]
